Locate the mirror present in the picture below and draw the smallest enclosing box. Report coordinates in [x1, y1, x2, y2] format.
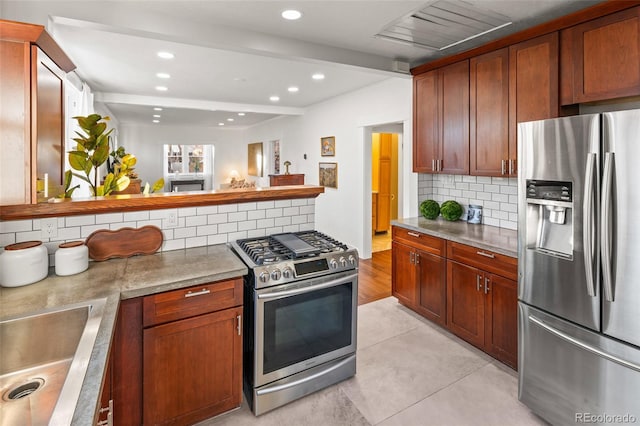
[247, 142, 263, 177]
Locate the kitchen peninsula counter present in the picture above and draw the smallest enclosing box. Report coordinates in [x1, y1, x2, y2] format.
[392, 217, 517, 258]
[0, 244, 247, 425]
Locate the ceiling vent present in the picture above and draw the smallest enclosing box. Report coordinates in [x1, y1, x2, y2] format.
[376, 0, 512, 51]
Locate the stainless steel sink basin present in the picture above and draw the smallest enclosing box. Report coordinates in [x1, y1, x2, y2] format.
[0, 299, 106, 426]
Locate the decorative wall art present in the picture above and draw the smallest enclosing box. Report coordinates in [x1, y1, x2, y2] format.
[320, 136, 335, 157]
[319, 162, 338, 188]
[247, 142, 263, 177]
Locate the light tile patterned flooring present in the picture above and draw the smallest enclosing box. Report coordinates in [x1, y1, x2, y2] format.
[198, 297, 548, 426]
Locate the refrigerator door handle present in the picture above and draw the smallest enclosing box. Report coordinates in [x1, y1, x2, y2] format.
[583, 153, 597, 297]
[529, 314, 640, 373]
[601, 152, 615, 302]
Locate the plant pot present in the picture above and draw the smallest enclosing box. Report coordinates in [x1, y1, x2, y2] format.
[111, 178, 142, 195]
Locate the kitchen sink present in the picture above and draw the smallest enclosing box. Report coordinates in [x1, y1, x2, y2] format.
[0, 298, 106, 426]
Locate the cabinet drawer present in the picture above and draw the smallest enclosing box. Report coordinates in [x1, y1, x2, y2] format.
[446, 241, 517, 281]
[143, 278, 243, 327]
[392, 226, 445, 256]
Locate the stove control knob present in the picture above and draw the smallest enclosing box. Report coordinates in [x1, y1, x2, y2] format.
[259, 271, 270, 283]
[348, 255, 356, 266]
[339, 257, 347, 267]
[271, 269, 282, 280]
[282, 267, 293, 279]
[329, 258, 338, 269]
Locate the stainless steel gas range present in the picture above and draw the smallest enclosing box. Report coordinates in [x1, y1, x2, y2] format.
[230, 231, 359, 415]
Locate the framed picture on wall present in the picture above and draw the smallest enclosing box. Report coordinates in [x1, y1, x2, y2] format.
[320, 136, 335, 156]
[319, 162, 338, 188]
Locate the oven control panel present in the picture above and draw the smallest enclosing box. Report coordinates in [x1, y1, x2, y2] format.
[252, 250, 358, 288]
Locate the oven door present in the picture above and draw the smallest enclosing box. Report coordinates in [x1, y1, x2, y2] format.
[254, 270, 358, 387]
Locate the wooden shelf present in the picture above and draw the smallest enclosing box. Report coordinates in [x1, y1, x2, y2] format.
[0, 185, 325, 220]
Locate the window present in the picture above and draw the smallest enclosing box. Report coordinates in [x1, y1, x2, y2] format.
[165, 144, 206, 175]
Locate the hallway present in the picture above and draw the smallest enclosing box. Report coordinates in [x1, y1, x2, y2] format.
[358, 249, 392, 305]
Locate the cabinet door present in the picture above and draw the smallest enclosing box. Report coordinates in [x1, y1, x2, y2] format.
[509, 32, 559, 176]
[413, 71, 439, 173]
[561, 7, 640, 104]
[0, 39, 31, 205]
[95, 347, 113, 425]
[392, 241, 418, 307]
[143, 307, 242, 425]
[470, 49, 509, 176]
[440, 60, 470, 175]
[447, 260, 484, 348]
[417, 250, 447, 326]
[484, 273, 518, 369]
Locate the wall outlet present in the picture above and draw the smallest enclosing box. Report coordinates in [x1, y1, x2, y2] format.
[41, 218, 58, 239]
[165, 209, 179, 228]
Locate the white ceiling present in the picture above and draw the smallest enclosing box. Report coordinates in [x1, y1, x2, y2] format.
[2, 0, 603, 128]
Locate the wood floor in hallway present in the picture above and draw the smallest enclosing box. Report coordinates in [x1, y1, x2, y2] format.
[357, 249, 392, 305]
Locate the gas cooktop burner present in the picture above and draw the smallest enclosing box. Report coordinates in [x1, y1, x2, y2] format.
[236, 231, 349, 265]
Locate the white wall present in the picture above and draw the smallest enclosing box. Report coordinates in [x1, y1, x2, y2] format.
[118, 124, 246, 190]
[244, 77, 414, 257]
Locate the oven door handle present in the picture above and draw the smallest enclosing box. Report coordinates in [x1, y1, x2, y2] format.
[256, 354, 356, 395]
[257, 273, 358, 300]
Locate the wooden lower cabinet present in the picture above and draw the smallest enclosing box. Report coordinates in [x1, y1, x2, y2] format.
[95, 347, 113, 425]
[112, 278, 243, 426]
[446, 260, 518, 369]
[391, 227, 517, 369]
[143, 306, 242, 425]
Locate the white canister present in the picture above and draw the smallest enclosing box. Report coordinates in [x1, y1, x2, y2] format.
[0, 241, 49, 287]
[55, 241, 89, 276]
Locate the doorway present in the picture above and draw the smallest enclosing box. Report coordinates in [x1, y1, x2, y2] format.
[371, 132, 399, 253]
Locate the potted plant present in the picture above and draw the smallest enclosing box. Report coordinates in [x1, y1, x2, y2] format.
[107, 146, 142, 194]
[67, 114, 131, 196]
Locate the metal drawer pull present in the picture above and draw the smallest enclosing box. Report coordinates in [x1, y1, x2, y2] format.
[184, 288, 210, 298]
[476, 251, 495, 259]
[501, 159, 506, 175]
[476, 275, 482, 291]
[484, 277, 490, 294]
[407, 232, 421, 238]
[237, 315, 242, 336]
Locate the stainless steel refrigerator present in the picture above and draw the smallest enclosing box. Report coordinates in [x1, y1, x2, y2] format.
[518, 110, 640, 425]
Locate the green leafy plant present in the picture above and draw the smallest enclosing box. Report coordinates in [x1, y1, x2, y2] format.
[440, 200, 463, 221]
[420, 199, 440, 220]
[67, 114, 130, 196]
[143, 178, 166, 195]
[108, 146, 139, 179]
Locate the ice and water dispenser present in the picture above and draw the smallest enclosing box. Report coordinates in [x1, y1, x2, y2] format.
[525, 180, 574, 259]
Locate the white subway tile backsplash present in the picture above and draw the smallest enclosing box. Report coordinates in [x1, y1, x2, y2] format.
[418, 173, 518, 230]
[0, 197, 318, 253]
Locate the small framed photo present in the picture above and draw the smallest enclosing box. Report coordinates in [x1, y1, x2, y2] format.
[319, 162, 338, 189]
[320, 136, 335, 157]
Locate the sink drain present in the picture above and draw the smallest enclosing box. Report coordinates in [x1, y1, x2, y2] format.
[3, 378, 44, 401]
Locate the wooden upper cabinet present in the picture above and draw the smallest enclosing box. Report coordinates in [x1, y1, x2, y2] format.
[470, 48, 509, 176]
[509, 32, 559, 176]
[561, 6, 640, 105]
[413, 61, 469, 174]
[413, 70, 439, 173]
[440, 60, 470, 175]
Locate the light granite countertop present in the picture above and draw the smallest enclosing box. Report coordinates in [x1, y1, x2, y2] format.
[392, 217, 518, 258]
[0, 244, 247, 425]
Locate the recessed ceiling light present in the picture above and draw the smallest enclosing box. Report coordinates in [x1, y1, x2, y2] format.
[270, 96, 280, 102]
[227, 118, 234, 122]
[157, 51, 174, 59]
[288, 86, 299, 93]
[282, 9, 302, 20]
[154, 107, 163, 111]
[312, 73, 325, 80]
[153, 114, 161, 118]
[156, 72, 171, 79]
[238, 112, 246, 116]
[155, 86, 168, 91]
[153, 120, 160, 123]
[218, 122, 225, 126]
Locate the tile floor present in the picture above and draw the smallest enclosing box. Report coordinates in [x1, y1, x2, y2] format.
[198, 297, 548, 426]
